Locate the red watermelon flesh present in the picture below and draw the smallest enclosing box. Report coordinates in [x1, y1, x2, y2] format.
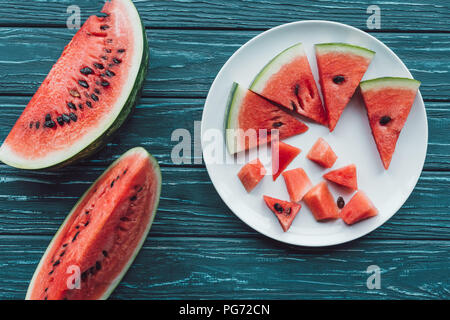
[360, 77, 421, 169]
[225, 83, 308, 154]
[303, 181, 339, 221]
[238, 158, 266, 192]
[340, 191, 378, 225]
[26, 148, 162, 300]
[272, 140, 301, 181]
[282, 168, 313, 202]
[324, 164, 358, 190]
[316, 43, 375, 131]
[250, 43, 327, 125]
[263, 196, 301, 232]
[307, 138, 337, 168]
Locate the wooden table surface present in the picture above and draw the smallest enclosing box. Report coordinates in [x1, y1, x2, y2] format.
[0, 0, 448, 300]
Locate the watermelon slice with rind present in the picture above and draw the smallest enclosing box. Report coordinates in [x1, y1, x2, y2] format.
[250, 43, 327, 125]
[360, 77, 421, 169]
[315, 43, 375, 131]
[225, 82, 308, 154]
[263, 196, 301, 232]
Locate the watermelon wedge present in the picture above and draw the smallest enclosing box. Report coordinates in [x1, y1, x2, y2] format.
[360, 77, 421, 169]
[324, 164, 358, 190]
[238, 158, 266, 192]
[316, 43, 375, 131]
[225, 82, 308, 154]
[303, 181, 339, 221]
[263, 196, 301, 232]
[272, 140, 301, 181]
[340, 191, 378, 225]
[250, 43, 327, 125]
[307, 138, 337, 168]
[0, 0, 148, 170]
[282, 168, 313, 202]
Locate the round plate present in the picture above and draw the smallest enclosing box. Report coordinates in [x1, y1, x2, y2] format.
[201, 21, 427, 247]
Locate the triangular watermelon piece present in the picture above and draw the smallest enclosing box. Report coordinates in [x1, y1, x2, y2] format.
[315, 43, 375, 131]
[272, 140, 301, 181]
[340, 191, 378, 225]
[307, 137, 337, 168]
[225, 82, 308, 154]
[324, 164, 358, 190]
[250, 43, 327, 125]
[360, 77, 421, 169]
[263, 195, 301, 232]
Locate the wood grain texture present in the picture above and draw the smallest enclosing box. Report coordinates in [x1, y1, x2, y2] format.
[0, 28, 448, 100]
[0, 165, 449, 240]
[0, 0, 448, 32]
[0, 235, 448, 300]
[0, 97, 448, 170]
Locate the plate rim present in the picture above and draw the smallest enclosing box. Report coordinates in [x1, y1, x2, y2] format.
[201, 20, 428, 247]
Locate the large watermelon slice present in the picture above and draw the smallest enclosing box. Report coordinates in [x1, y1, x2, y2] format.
[315, 43, 375, 131]
[250, 43, 327, 125]
[26, 147, 161, 300]
[263, 196, 301, 232]
[360, 77, 421, 169]
[0, 0, 148, 170]
[225, 82, 308, 154]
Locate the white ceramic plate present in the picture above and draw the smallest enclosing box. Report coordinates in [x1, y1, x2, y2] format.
[201, 21, 427, 247]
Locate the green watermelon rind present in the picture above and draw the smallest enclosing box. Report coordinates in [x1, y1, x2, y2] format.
[0, 0, 149, 170]
[360, 77, 421, 92]
[224, 82, 247, 154]
[315, 42, 375, 60]
[250, 43, 305, 93]
[25, 147, 162, 300]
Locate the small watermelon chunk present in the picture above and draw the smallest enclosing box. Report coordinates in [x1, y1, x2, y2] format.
[307, 138, 337, 168]
[316, 43, 375, 131]
[250, 43, 327, 125]
[272, 140, 301, 181]
[360, 77, 421, 169]
[282, 168, 313, 202]
[238, 158, 266, 192]
[225, 82, 308, 154]
[263, 196, 301, 232]
[324, 164, 357, 190]
[341, 191, 378, 225]
[303, 181, 339, 221]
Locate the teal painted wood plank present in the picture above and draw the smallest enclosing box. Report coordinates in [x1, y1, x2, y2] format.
[0, 0, 447, 31]
[0, 97, 448, 170]
[0, 165, 449, 240]
[0, 29, 448, 100]
[0, 235, 448, 300]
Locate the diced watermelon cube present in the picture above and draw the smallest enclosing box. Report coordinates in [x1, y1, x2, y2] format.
[341, 191, 378, 225]
[282, 168, 313, 202]
[237, 158, 266, 192]
[303, 181, 339, 221]
[263, 195, 302, 232]
[323, 164, 358, 190]
[272, 140, 301, 181]
[307, 138, 337, 168]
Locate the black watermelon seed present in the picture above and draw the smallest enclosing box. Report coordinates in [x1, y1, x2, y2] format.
[105, 70, 115, 77]
[273, 122, 283, 128]
[333, 75, 345, 84]
[274, 203, 283, 213]
[56, 116, 64, 126]
[60, 251, 65, 257]
[85, 211, 89, 215]
[91, 94, 99, 102]
[72, 231, 80, 242]
[35, 121, 40, 129]
[75, 226, 79, 229]
[45, 114, 51, 122]
[78, 103, 83, 110]
[379, 116, 392, 125]
[53, 260, 60, 267]
[67, 102, 76, 110]
[101, 80, 110, 87]
[86, 101, 93, 108]
[113, 58, 121, 64]
[44, 288, 48, 292]
[69, 113, 78, 122]
[111, 180, 115, 188]
[29, 122, 33, 129]
[130, 195, 137, 201]
[102, 251, 108, 257]
[123, 169, 128, 175]
[80, 67, 93, 75]
[84, 221, 89, 227]
[101, 56, 108, 60]
[118, 49, 125, 53]
[337, 196, 345, 209]
[62, 114, 70, 123]
[294, 84, 300, 96]
[93, 63, 104, 70]
[62, 243, 68, 248]
[290, 100, 297, 111]
[100, 25, 110, 30]
[78, 80, 89, 88]
[81, 271, 88, 281]
[44, 120, 55, 128]
[96, 261, 101, 270]
[48, 270, 54, 275]
[104, 48, 111, 53]
[94, 88, 101, 94]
